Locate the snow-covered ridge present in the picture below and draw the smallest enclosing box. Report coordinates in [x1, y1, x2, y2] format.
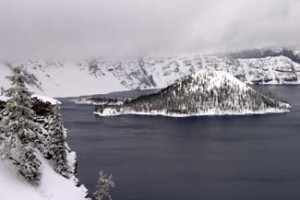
[95, 70, 291, 117]
[0, 47, 299, 97]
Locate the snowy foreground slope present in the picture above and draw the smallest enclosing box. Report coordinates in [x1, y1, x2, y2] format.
[0, 155, 88, 200]
[0, 47, 300, 97]
[0, 97, 88, 200]
[95, 70, 290, 117]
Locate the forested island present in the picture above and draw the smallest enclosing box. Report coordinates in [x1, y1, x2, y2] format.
[95, 70, 290, 117]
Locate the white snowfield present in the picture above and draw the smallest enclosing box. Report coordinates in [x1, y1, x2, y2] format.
[0, 154, 88, 200]
[0, 53, 300, 98]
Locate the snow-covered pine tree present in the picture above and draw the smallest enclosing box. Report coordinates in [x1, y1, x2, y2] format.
[0, 66, 41, 185]
[94, 170, 115, 200]
[18, 145, 42, 184]
[47, 104, 71, 178]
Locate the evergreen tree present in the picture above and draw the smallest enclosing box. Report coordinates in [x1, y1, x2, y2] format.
[18, 145, 42, 184]
[94, 171, 115, 200]
[0, 66, 41, 185]
[47, 105, 71, 178]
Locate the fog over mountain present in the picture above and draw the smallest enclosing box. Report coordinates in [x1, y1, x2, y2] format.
[0, 0, 300, 59]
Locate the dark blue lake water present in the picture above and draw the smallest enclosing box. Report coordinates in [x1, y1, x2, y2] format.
[61, 86, 300, 200]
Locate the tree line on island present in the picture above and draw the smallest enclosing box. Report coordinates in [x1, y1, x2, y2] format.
[127, 77, 286, 114]
[95, 70, 289, 116]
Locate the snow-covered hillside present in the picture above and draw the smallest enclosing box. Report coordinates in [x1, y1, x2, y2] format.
[95, 70, 290, 117]
[0, 93, 88, 200]
[0, 47, 300, 97]
[0, 154, 88, 200]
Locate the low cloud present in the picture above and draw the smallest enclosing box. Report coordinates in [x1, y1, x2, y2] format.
[0, 0, 299, 59]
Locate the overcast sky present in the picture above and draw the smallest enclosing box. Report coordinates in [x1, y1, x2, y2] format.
[0, 0, 299, 59]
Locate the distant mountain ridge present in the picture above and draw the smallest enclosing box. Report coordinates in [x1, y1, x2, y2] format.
[0, 47, 300, 97]
[228, 47, 300, 63]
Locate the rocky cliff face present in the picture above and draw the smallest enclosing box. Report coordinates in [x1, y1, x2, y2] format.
[1, 47, 299, 97]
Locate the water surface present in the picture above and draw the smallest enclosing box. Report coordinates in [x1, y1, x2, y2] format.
[61, 86, 300, 200]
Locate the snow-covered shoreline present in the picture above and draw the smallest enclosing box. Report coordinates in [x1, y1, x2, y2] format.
[94, 107, 290, 118]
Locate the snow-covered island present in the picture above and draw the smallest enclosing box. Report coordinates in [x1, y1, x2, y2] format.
[95, 70, 291, 117]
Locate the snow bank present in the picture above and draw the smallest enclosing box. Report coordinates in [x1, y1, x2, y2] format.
[0, 155, 88, 200]
[0, 95, 61, 105]
[32, 95, 61, 105]
[0, 96, 9, 102]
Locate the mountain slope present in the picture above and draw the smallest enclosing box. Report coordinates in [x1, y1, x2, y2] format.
[0, 47, 300, 97]
[95, 70, 290, 117]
